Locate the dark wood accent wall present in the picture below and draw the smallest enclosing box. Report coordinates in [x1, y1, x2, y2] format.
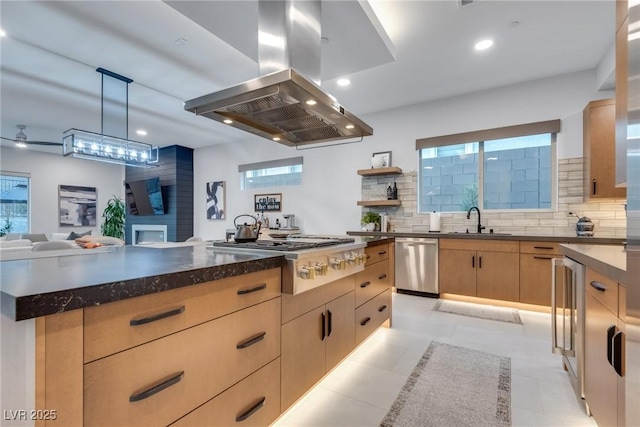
[125, 145, 194, 244]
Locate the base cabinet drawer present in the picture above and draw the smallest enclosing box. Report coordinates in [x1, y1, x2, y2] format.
[84, 297, 281, 427]
[171, 358, 281, 427]
[84, 268, 281, 362]
[355, 289, 391, 345]
[365, 244, 389, 265]
[355, 260, 389, 308]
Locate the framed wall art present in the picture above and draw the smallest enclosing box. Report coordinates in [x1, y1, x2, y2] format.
[254, 193, 282, 212]
[59, 185, 97, 227]
[206, 181, 225, 220]
[371, 151, 392, 168]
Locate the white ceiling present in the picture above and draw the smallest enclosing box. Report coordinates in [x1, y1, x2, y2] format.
[0, 0, 615, 152]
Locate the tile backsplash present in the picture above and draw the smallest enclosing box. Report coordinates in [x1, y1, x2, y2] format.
[361, 157, 626, 238]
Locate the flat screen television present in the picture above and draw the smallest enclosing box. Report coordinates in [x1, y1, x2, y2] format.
[125, 177, 165, 215]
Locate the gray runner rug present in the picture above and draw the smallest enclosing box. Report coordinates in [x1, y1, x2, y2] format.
[380, 341, 511, 427]
[433, 299, 523, 325]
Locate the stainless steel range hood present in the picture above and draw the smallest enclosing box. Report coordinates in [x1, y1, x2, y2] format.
[183, 0, 373, 147]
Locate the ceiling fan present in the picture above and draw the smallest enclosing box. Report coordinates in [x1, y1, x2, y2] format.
[1, 124, 62, 148]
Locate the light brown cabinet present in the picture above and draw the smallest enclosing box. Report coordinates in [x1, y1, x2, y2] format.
[584, 267, 625, 427]
[171, 358, 281, 427]
[583, 99, 626, 199]
[36, 268, 283, 427]
[354, 243, 392, 345]
[519, 241, 564, 306]
[439, 239, 519, 301]
[280, 280, 355, 411]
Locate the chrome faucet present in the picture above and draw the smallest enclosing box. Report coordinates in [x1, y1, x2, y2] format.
[467, 206, 485, 234]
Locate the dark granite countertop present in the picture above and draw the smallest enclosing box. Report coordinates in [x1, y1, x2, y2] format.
[1, 245, 286, 321]
[347, 231, 625, 245]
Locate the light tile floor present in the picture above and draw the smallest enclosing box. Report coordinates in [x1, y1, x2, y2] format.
[272, 293, 597, 427]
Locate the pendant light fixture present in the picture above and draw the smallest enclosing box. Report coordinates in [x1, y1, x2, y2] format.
[63, 68, 158, 167]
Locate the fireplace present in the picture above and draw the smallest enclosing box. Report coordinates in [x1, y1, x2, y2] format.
[132, 224, 168, 245]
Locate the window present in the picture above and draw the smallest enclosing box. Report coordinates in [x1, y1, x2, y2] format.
[239, 157, 303, 190]
[416, 120, 559, 213]
[0, 172, 30, 235]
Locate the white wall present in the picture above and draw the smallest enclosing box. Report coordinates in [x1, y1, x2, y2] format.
[0, 146, 125, 235]
[193, 69, 614, 240]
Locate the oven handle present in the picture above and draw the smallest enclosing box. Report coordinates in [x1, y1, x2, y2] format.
[551, 258, 564, 355]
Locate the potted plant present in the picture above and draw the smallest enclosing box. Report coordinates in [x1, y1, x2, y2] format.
[361, 211, 381, 231]
[101, 196, 125, 239]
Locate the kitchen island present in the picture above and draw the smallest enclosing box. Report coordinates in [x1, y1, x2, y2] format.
[1, 244, 286, 426]
[1, 238, 393, 426]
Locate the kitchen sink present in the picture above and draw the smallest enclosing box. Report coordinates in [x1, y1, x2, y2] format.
[447, 232, 512, 236]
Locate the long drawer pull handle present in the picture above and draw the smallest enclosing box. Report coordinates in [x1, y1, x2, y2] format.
[366, 254, 371, 259]
[533, 256, 554, 260]
[613, 331, 624, 377]
[472, 256, 475, 268]
[130, 306, 185, 326]
[235, 397, 266, 422]
[129, 371, 184, 402]
[533, 246, 554, 250]
[378, 250, 387, 255]
[321, 312, 326, 341]
[378, 274, 387, 280]
[590, 281, 606, 292]
[478, 255, 482, 269]
[593, 179, 597, 195]
[360, 281, 371, 288]
[236, 332, 266, 349]
[360, 317, 371, 326]
[607, 325, 616, 366]
[327, 310, 333, 337]
[378, 305, 388, 312]
[237, 283, 267, 295]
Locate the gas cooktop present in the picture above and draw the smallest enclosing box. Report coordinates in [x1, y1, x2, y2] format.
[212, 236, 355, 252]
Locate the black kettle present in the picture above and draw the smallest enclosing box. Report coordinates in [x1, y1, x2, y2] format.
[233, 214, 261, 243]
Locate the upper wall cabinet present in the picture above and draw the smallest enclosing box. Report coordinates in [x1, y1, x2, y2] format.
[583, 99, 626, 200]
[615, 0, 629, 187]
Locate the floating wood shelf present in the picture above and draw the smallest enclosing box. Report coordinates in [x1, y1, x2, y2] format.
[357, 167, 403, 176]
[357, 200, 402, 207]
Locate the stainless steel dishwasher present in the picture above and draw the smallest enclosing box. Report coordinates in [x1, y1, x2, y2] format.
[394, 238, 438, 297]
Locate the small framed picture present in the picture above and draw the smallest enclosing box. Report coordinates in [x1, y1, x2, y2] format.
[206, 181, 225, 220]
[59, 185, 97, 227]
[371, 151, 392, 168]
[254, 193, 282, 212]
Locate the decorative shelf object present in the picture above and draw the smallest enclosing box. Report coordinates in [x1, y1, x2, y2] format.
[357, 167, 403, 176]
[357, 200, 402, 207]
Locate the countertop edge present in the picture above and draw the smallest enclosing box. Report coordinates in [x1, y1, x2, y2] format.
[4, 256, 286, 321]
[347, 231, 625, 245]
[560, 244, 627, 284]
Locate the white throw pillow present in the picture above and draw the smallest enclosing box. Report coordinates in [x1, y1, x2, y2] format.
[0, 239, 33, 248]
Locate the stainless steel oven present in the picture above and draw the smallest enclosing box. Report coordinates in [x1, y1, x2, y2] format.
[551, 256, 586, 412]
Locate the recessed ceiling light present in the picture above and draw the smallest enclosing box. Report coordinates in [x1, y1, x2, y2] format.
[337, 78, 350, 87]
[305, 99, 317, 105]
[0, 29, 6, 37]
[223, 119, 233, 124]
[346, 124, 355, 129]
[475, 39, 494, 51]
[136, 129, 147, 136]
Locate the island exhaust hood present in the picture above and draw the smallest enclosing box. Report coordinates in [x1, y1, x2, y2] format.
[183, 0, 373, 147]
